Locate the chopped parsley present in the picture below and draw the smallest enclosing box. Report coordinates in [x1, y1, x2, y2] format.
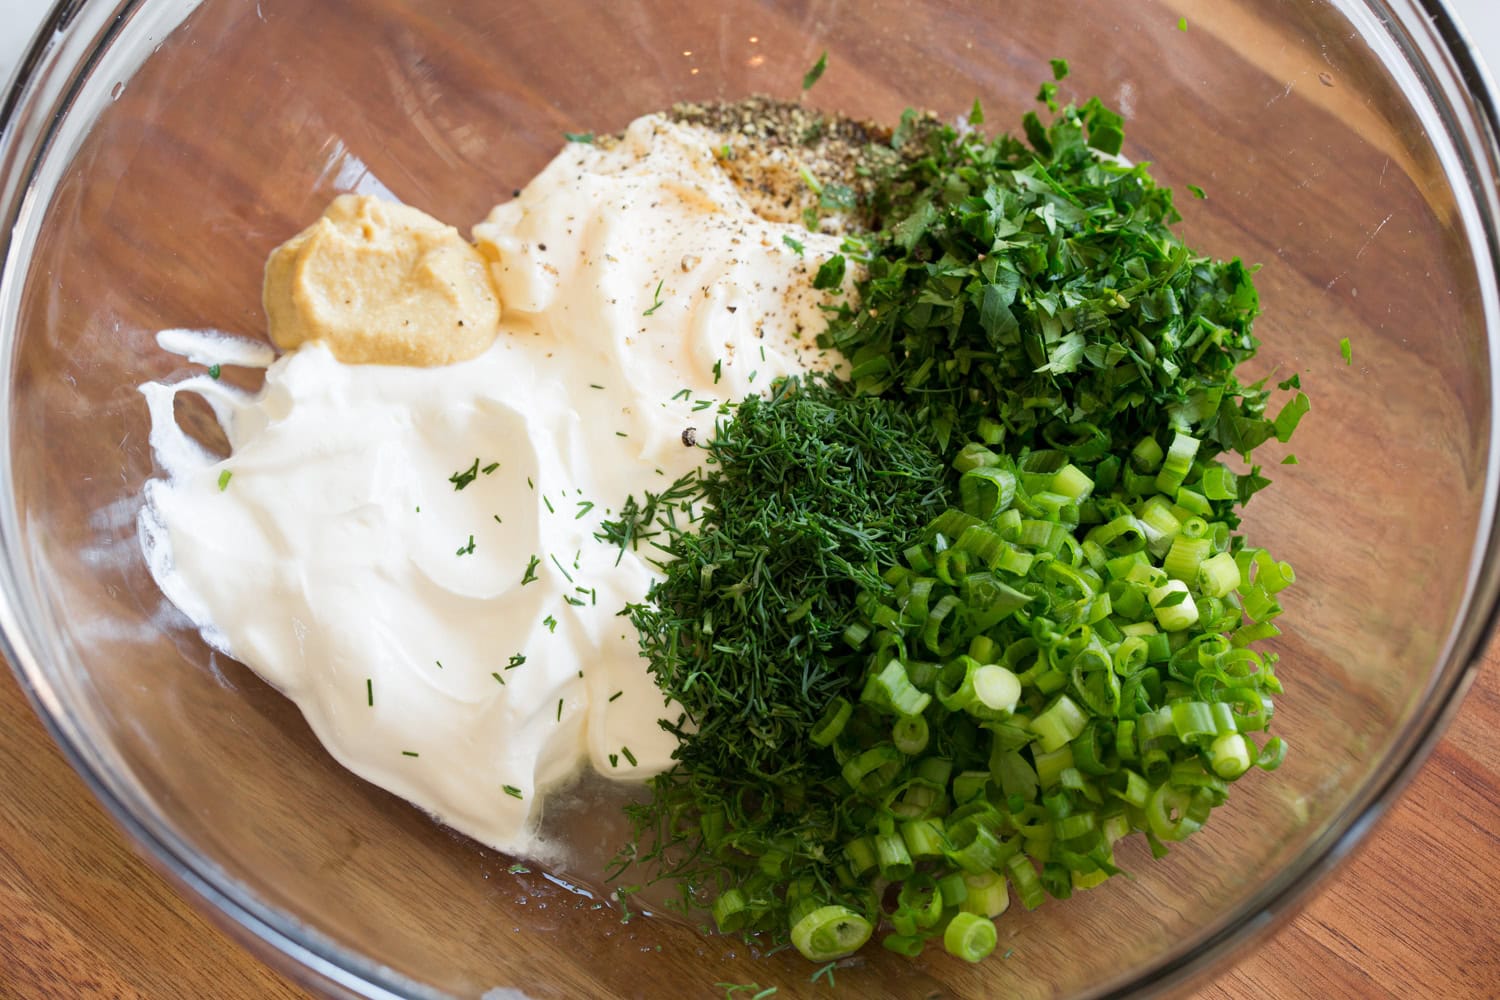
[207, 363, 221, 380]
[782, 234, 805, 256]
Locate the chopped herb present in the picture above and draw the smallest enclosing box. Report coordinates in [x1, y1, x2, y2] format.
[692, 399, 714, 412]
[434, 660, 443, 669]
[1188, 183, 1207, 199]
[482, 461, 500, 475]
[1282, 454, 1299, 464]
[1340, 337, 1353, 364]
[801, 50, 828, 90]
[549, 553, 575, 583]
[401, 751, 419, 758]
[565, 595, 586, 606]
[503, 784, 524, 799]
[609, 753, 619, 767]
[217, 470, 232, 491]
[713, 359, 723, 383]
[810, 962, 837, 987]
[1051, 57, 1071, 80]
[527, 477, 534, 490]
[491, 671, 505, 685]
[621, 746, 637, 767]
[783, 234, 806, 256]
[818, 183, 856, 212]
[609, 690, 623, 703]
[543, 614, 558, 633]
[449, 458, 481, 491]
[968, 97, 985, 126]
[506, 653, 526, 669]
[507, 863, 530, 874]
[1178, 16, 1189, 30]
[609, 92, 1305, 968]
[366, 678, 373, 707]
[672, 387, 692, 401]
[589, 383, 605, 390]
[556, 697, 564, 721]
[492, 514, 502, 524]
[520, 555, 542, 586]
[576, 500, 596, 519]
[615, 431, 629, 438]
[812, 254, 846, 290]
[643, 278, 666, 317]
[207, 363, 221, 380]
[563, 131, 595, 143]
[543, 495, 554, 514]
[455, 535, 475, 556]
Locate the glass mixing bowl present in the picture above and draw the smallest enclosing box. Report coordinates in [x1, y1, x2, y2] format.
[2, 1, 1498, 997]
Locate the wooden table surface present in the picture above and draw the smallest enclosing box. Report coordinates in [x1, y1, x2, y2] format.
[2, 644, 1496, 999]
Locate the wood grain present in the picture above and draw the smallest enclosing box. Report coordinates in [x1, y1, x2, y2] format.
[3, 648, 1496, 999]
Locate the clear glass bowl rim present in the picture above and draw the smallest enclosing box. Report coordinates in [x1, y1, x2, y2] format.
[2, 1, 1499, 997]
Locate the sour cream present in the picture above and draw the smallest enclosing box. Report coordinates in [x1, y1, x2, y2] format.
[140, 114, 852, 857]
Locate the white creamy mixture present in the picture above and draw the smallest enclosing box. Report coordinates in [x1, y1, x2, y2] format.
[140, 115, 852, 857]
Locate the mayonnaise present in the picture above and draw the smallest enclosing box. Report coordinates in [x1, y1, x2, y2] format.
[139, 114, 853, 858]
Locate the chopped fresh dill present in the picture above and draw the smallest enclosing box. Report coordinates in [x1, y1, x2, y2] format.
[556, 698, 564, 721]
[543, 614, 558, 633]
[491, 671, 504, 685]
[503, 785, 523, 799]
[543, 495, 554, 514]
[506, 653, 526, 669]
[782, 234, 805, 256]
[643, 278, 665, 317]
[449, 459, 481, 490]
[549, 553, 575, 583]
[576, 500, 596, 519]
[621, 746, 637, 767]
[401, 751, 419, 758]
[608, 690, 623, 703]
[520, 555, 541, 585]
[365, 678, 373, 707]
[482, 461, 500, 475]
[455, 535, 476, 556]
[802, 49, 827, 90]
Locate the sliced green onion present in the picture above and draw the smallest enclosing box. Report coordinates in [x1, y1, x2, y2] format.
[810, 697, 852, 746]
[943, 912, 998, 963]
[959, 871, 1011, 918]
[790, 905, 873, 962]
